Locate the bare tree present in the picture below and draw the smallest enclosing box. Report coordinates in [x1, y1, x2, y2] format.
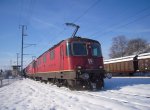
[125, 38, 148, 55]
[144, 43, 150, 53]
[109, 36, 127, 58]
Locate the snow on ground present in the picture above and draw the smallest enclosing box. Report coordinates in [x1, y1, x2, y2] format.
[0, 78, 20, 87]
[0, 77, 150, 110]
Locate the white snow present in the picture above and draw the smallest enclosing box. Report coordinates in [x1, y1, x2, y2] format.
[0, 77, 150, 110]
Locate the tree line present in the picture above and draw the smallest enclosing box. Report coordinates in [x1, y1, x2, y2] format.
[109, 36, 150, 58]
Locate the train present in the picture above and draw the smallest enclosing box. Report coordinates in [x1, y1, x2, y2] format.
[25, 37, 105, 90]
[104, 52, 150, 76]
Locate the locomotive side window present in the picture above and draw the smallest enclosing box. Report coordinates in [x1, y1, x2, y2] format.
[43, 55, 46, 63]
[50, 50, 55, 60]
[91, 43, 102, 57]
[37, 59, 40, 66]
[72, 42, 87, 56]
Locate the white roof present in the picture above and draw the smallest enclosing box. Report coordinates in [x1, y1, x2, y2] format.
[104, 52, 150, 64]
[138, 52, 150, 59]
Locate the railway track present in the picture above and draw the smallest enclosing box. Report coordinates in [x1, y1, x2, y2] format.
[76, 90, 150, 109]
[1, 78, 149, 110]
[30, 79, 150, 109]
[108, 90, 150, 98]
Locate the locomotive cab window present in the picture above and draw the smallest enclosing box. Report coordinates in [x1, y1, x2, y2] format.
[72, 42, 87, 56]
[91, 43, 102, 57]
[43, 55, 46, 63]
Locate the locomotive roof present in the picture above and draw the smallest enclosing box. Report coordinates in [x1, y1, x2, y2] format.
[37, 37, 100, 59]
[66, 37, 100, 44]
[104, 52, 150, 64]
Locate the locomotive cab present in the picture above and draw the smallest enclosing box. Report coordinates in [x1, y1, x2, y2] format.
[66, 37, 105, 90]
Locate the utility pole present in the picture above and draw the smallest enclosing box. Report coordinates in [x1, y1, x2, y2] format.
[65, 23, 80, 38]
[19, 25, 27, 76]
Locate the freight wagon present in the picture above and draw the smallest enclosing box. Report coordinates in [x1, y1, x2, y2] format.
[104, 53, 150, 76]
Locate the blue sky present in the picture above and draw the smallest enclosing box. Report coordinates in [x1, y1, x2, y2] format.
[0, 0, 150, 69]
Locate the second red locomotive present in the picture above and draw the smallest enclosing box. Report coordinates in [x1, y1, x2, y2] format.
[25, 37, 105, 90]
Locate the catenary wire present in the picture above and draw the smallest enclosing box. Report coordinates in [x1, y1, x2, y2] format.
[73, 0, 101, 23]
[89, 6, 150, 37]
[92, 12, 150, 38]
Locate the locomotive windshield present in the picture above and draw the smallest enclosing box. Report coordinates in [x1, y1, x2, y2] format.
[66, 41, 102, 57]
[91, 43, 102, 57]
[72, 42, 87, 56]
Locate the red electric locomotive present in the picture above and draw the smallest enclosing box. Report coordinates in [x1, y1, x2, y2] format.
[25, 23, 105, 90]
[25, 37, 105, 90]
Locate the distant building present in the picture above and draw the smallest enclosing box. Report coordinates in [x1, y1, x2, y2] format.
[12, 65, 21, 77]
[0, 69, 3, 76]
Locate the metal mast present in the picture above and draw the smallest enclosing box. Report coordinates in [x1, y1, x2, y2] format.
[19, 25, 27, 76]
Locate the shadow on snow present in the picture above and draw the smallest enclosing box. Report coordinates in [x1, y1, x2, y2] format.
[104, 77, 150, 90]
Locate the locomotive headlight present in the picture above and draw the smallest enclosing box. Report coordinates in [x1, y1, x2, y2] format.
[80, 73, 89, 80]
[99, 66, 103, 69]
[77, 66, 82, 69]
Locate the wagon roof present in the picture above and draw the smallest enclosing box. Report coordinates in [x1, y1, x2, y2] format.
[104, 52, 150, 64]
[138, 52, 150, 59]
[104, 55, 135, 64]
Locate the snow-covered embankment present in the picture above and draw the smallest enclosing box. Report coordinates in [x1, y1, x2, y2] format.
[0, 77, 150, 110]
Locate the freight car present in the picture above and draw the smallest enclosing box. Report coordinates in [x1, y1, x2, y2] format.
[25, 37, 105, 90]
[104, 52, 150, 76]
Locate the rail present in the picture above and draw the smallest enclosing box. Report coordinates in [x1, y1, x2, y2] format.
[0, 76, 3, 87]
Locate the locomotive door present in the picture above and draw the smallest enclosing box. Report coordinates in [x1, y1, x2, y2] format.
[33, 61, 36, 73]
[60, 45, 64, 70]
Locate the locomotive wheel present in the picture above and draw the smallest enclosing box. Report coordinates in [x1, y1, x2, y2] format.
[96, 79, 104, 90]
[89, 79, 104, 90]
[44, 80, 48, 84]
[63, 80, 69, 87]
[55, 79, 62, 87]
[67, 80, 76, 90]
[56, 81, 60, 87]
[52, 78, 56, 85]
